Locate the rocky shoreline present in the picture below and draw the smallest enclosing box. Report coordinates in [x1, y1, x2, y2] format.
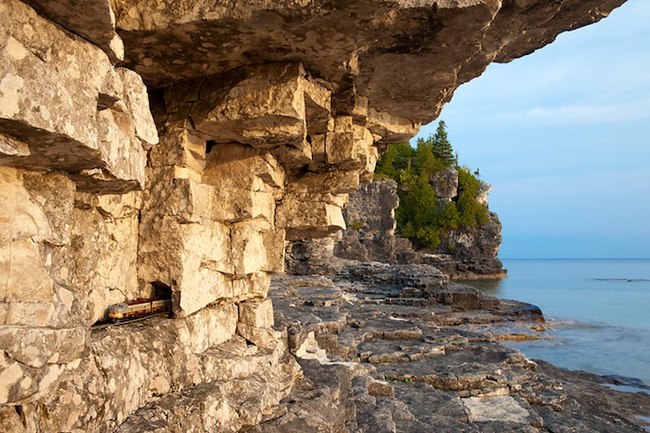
[257, 262, 650, 433]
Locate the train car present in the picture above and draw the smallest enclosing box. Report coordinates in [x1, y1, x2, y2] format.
[107, 298, 171, 322]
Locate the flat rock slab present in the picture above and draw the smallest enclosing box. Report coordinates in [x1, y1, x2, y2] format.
[462, 395, 530, 423]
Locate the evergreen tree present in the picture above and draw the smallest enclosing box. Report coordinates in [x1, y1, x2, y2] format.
[414, 137, 439, 175]
[432, 121, 457, 167]
[374, 144, 398, 178]
[375, 142, 414, 179]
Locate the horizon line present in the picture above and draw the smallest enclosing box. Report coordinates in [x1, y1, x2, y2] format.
[501, 257, 650, 260]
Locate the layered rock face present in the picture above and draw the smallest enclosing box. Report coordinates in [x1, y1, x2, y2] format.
[263, 270, 650, 433]
[432, 210, 506, 278]
[0, 0, 625, 431]
[336, 179, 401, 264]
[291, 175, 504, 278]
[286, 178, 404, 274]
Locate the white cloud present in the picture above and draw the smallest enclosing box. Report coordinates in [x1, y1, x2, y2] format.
[522, 100, 650, 123]
[462, 99, 650, 127]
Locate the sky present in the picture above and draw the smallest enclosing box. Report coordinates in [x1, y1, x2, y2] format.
[413, 1, 650, 259]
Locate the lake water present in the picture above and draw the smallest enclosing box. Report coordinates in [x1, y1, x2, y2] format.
[465, 259, 650, 386]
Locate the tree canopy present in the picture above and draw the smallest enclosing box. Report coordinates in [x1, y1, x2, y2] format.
[375, 121, 489, 250]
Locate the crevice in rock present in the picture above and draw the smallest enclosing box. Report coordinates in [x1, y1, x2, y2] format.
[13, 405, 26, 428]
[205, 139, 218, 155]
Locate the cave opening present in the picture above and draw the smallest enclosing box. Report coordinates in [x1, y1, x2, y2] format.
[205, 139, 218, 155]
[150, 281, 172, 300]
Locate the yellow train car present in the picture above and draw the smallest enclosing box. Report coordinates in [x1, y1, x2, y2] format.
[107, 298, 171, 321]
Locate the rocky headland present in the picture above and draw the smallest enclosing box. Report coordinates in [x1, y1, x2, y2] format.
[287, 176, 506, 279]
[0, 0, 641, 432]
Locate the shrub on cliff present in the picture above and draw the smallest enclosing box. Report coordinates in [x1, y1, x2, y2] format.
[375, 121, 488, 249]
[457, 167, 490, 228]
[374, 142, 414, 179]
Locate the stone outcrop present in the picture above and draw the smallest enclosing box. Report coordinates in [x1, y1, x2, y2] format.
[336, 179, 401, 263]
[111, 0, 625, 125]
[0, 310, 300, 433]
[291, 176, 505, 278]
[0, 0, 627, 431]
[285, 178, 405, 275]
[0, 0, 156, 193]
[418, 168, 505, 277]
[428, 211, 506, 278]
[285, 235, 346, 276]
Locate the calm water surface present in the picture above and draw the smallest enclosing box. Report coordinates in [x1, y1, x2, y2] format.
[465, 259, 650, 385]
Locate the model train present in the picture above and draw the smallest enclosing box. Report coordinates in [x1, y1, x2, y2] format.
[107, 298, 172, 322]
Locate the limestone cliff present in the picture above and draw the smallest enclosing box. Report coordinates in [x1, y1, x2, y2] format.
[0, 0, 626, 431]
[413, 168, 505, 278]
[293, 175, 504, 279]
[336, 179, 402, 264]
[285, 180, 402, 275]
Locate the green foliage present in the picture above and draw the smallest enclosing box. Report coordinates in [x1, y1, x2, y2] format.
[374, 120, 489, 250]
[350, 220, 365, 230]
[431, 120, 457, 166]
[396, 172, 440, 247]
[457, 167, 489, 228]
[375, 142, 415, 179]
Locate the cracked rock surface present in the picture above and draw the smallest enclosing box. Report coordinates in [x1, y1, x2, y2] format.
[264, 264, 650, 433]
[114, 0, 626, 126]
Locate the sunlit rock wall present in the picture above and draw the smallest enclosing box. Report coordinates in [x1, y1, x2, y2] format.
[1, 0, 156, 416]
[0, 0, 625, 431]
[138, 62, 379, 319]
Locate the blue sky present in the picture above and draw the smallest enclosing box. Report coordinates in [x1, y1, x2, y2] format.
[413, 1, 650, 259]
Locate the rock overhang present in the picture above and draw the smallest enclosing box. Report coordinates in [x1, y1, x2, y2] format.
[113, 0, 626, 126]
